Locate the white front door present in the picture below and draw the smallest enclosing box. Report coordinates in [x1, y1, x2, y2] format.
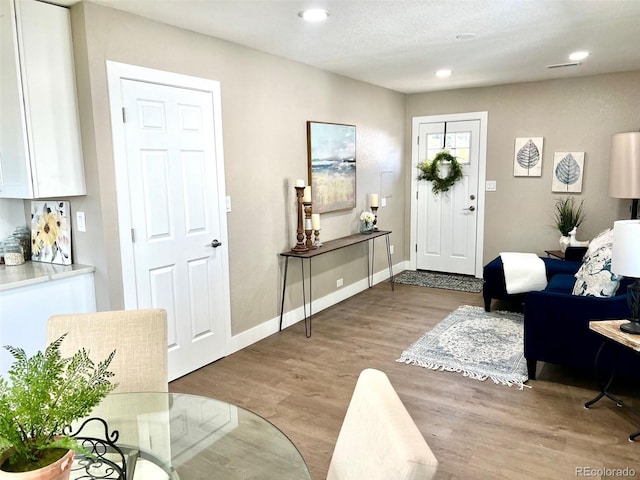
[415, 119, 481, 275]
[108, 63, 230, 381]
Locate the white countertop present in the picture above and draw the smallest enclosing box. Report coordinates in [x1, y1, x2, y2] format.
[0, 261, 95, 292]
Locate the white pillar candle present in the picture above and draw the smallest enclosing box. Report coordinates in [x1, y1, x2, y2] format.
[311, 213, 320, 230]
[370, 194, 379, 207]
[295, 179, 305, 188]
[303, 186, 312, 202]
[305, 218, 312, 230]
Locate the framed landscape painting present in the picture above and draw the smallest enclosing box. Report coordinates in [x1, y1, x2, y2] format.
[307, 121, 356, 213]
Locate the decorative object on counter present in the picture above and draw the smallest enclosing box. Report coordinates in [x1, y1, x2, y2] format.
[291, 182, 309, 253]
[369, 193, 379, 230]
[0, 334, 115, 477]
[307, 121, 356, 213]
[568, 227, 589, 248]
[3, 240, 24, 266]
[417, 150, 463, 194]
[552, 151, 585, 193]
[611, 219, 640, 334]
[608, 131, 640, 219]
[311, 214, 322, 247]
[553, 196, 585, 252]
[513, 137, 543, 177]
[360, 211, 375, 234]
[31, 201, 72, 265]
[303, 200, 315, 249]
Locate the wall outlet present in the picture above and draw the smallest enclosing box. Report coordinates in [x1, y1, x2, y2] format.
[390, 245, 394, 255]
[381, 197, 387, 207]
[336, 278, 344, 288]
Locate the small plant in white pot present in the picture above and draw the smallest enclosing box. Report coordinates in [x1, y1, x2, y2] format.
[0, 335, 115, 479]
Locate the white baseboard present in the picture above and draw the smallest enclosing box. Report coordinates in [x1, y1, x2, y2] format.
[228, 259, 409, 355]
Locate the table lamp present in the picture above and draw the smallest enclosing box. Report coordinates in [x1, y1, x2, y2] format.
[611, 219, 640, 334]
[608, 132, 640, 219]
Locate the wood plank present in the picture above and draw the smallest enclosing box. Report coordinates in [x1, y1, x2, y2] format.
[590, 320, 640, 352]
[171, 283, 640, 479]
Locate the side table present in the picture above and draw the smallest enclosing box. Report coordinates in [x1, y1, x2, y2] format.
[586, 319, 640, 441]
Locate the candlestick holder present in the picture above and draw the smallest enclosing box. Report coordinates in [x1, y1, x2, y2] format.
[371, 206, 379, 230]
[313, 229, 322, 247]
[291, 186, 309, 253]
[303, 202, 315, 249]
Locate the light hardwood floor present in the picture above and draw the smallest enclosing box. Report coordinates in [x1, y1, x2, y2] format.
[169, 282, 640, 479]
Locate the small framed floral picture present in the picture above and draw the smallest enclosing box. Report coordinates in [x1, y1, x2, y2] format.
[552, 151, 585, 193]
[31, 201, 72, 265]
[513, 137, 544, 176]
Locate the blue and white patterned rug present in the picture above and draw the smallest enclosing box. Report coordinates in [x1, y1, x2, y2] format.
[397, 305, 529, 389]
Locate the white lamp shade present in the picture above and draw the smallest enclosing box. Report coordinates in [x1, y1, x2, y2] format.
[611, 219, 640, 277]
[608, 132, 640, 198]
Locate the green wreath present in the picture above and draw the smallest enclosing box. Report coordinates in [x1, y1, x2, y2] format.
[417, 151, 464, 194]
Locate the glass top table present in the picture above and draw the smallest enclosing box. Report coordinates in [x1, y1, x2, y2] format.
[69, 392, 311, 480]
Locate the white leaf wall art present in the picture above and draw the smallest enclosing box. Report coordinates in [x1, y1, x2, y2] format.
[552, 151, 585, 193]
[513, 137, 544, 176]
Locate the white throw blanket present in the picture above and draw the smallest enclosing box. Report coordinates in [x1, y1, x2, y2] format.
[500, 252, 547, 294]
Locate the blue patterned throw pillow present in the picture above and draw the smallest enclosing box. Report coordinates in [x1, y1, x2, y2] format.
[572, 229, 623, 297]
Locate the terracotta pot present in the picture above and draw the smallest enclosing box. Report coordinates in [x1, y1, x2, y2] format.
[0, 449, 73, 480]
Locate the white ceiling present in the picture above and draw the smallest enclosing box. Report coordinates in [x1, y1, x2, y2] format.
[65, 0, 640, 94]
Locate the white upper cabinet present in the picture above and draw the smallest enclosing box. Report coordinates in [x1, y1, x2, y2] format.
[0, 0, 85, 198]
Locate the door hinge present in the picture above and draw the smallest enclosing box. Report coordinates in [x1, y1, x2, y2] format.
[122, 107, 126, 123]
[416, 191, 419, 200]
[415, 244, 418, 252]
[417, 136, 419, 145]
[131, 228, 135, 243]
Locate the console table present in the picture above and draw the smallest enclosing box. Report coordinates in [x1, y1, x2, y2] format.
[586, 319, 640, 441]
[279, 230, 394, 337]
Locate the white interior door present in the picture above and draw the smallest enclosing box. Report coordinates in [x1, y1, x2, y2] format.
[416, 120, 480, 274]
[108, 62, 230, 381]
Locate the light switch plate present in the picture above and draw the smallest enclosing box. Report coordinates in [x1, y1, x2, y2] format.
[76, 211, 86, 232]
[485, 180, 497, 192]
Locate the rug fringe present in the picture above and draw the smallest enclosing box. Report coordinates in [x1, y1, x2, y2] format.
[396, 357, 531, 390]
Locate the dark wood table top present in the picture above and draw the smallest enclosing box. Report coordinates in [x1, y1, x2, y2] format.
[281, 230, 391, 258]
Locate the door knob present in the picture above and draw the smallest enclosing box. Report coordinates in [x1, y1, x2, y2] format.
[462, 206, 476, 211]
[206, 239, 222, 248]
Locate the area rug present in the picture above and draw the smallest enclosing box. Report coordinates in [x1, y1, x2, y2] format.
[393, 270, 484, 293]
[396, 305, 529, 389]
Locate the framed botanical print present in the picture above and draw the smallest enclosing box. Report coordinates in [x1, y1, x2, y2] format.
[513, 137, 543, 177]
[552, 151, 585, 192]
[307, 121, 356, 213]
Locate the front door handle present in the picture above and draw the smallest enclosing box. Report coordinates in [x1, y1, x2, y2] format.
[206, 239, 222, 248]
[462, 206, 476, 211]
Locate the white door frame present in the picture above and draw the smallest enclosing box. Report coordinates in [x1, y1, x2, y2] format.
[409, 111, 488, 277]
[106, 60, 231, 354]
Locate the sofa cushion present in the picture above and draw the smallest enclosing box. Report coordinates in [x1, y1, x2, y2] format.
[572, 228, 623, 297]
[546, 274, 576, 293]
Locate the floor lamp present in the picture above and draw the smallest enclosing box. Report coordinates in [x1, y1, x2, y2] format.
[608, 132, 640, 219]
[611, 220, 640, 334]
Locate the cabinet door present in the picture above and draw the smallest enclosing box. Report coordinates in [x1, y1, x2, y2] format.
[0, 0, 86, 198]
[0, 0, 32, 198]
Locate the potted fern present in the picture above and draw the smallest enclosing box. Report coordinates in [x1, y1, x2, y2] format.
[0, 335, 115, 479]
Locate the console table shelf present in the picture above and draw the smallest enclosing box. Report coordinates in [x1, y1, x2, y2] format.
[279, 230, 394, 337]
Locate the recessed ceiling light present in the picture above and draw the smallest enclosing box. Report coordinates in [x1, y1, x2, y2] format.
[456, 33, 475, 40]
[435, 69, 452, 78]
[298, 9, 330, 22]
[569, 51, 590, 61]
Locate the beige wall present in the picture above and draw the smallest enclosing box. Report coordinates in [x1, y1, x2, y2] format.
[406, 71, 640, 263]
[68, 2, 406, 335]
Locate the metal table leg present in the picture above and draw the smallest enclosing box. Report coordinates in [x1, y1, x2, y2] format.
[385, 233, 394, 290]
[279, 256, 290, 331]
[584, 341, 623, 408]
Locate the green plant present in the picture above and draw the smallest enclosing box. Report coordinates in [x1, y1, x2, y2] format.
[553, 197, 586, 236]
[0, 335, 116, 473]
[417, 150, 464, 194]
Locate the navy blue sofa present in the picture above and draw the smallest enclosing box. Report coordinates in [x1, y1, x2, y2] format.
[524, 272, 634, 380]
